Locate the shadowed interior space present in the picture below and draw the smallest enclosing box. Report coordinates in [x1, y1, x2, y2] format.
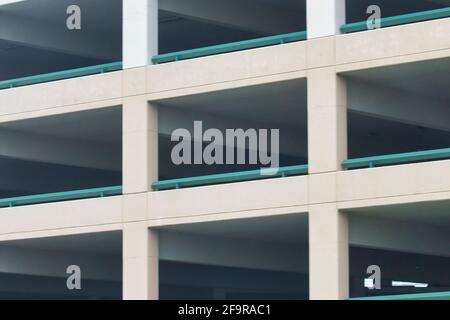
[346, 0, 450, 24]
[0, 231, 122, 300]
[0, 107, 122, 199]
[346, 200, 450, 298]
[153, 79, 308, 180]
[157, 213, 309, 300]
[158, 0, 306, 54]
[0, 0, 122, 81]
[344, 57, 450, 160]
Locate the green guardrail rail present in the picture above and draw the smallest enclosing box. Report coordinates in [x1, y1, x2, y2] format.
[0, 186, 123, 208]
[342, 148, 450, 169]
[152, 164, 308, 191]
[341, 6, 450, 33]
[152, 31, 307, 64]
[350, 291, 450, 300]
[0, 61, 123, 90]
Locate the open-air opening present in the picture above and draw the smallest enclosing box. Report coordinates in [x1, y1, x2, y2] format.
[344, 57, 450, 168]
[0, 231, 122, 300]
[347, 201, 450, 299]
[157, 213, 309, 300]
[0, 107, 122, 202]
[158, 0, 306, 55]
[346, 0, 449, 24]
[153, 79, 307, 185]
[0, 0, 122, 82]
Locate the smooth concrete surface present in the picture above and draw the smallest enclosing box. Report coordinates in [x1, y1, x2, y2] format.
[307, 67, 347, 174]
[309, 204, 348, 300]
[0, 196, 123, 236]
[146, 41, 307, 93]
[147, 176, 309, 221]
[0, 71, 123, 118]
[0, 159, 449, 237]
[1, 18, 450, 121]
[336, 17, 450, 66]
[1, 18, 450, 300]
[337, 159, 450, 203]
[122, 222, 158, 300]
[123, 96, 158, 194]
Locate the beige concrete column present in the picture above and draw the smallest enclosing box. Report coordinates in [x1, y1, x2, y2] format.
[122, 95, 158, 194]
[308, 65, 349, 300]
[123, 222, 159, 300]
[307, 67, 347, 174]
[309, 204, 349, 300]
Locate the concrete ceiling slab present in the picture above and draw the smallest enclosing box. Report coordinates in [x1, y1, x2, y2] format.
[0, 231, 122, 255]
[158, 213, 308, 244]
[157, 79, 308, 129]
[0, 107, 122, 145]
[346, 199, 450, 228]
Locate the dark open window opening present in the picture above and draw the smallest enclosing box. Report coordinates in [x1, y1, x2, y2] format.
[158, 0, 306, 55]
[346, 0, 449, 24]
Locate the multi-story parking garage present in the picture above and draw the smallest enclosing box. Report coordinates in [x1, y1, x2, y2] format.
[0, 0, 449, 300]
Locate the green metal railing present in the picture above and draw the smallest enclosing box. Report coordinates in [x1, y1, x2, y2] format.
[0, 186, 123, 208]
[342, 148, 450, 169]
[152, 164, 308, 190]
[0, 61, 123, 90]
[350, 291, 450, 300]
[341, 7, 450, 33]
[152, 31, 307, 64]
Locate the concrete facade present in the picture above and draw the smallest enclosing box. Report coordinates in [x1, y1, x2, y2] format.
[0, 0, 450, 300]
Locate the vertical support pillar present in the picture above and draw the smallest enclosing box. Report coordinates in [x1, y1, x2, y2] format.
[307, 65, 348, 299]
[307, 67, 347, 173]
[307, 0, 346, 39]
[123, 0, 158, 68]
[123, 96, 158, 194]
[123, 222, 159, 300]
[309, 204, 349, 300]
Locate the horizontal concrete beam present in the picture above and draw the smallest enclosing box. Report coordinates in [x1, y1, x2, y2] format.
[336, 17, 450, 66]
[338, 159, 450, 202]
[0, 196, 123, 235]
[148, 175, 308, 221]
